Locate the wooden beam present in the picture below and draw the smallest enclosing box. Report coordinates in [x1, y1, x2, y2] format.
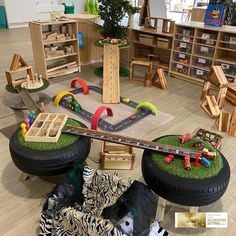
[228, 107, 236, 136]
[201, 95, 220, 118]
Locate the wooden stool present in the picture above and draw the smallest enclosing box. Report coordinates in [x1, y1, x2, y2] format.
[156, 196, 199, 221]
[130, 60, 152, 84]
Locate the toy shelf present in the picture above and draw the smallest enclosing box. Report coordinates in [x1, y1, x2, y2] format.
[130, 27, 174, 72]
[170, 22, 236, 84]
[25, 113, 68, 143]
[29, 20, 80, 79]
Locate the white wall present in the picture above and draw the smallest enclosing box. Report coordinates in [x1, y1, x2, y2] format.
[0, 0, 5, 5]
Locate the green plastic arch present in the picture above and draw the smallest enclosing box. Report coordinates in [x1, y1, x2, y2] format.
[135, 102, 158, 116]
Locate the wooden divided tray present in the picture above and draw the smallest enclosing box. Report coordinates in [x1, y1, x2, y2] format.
[25, 113, 68, 143]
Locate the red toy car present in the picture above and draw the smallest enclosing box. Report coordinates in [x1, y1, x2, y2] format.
[164, 154, 175, 164]
[183, 156, 191, 170]
[179, 133, 192, 144]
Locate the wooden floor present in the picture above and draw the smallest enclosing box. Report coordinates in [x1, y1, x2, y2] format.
[0, 27, 235, 236]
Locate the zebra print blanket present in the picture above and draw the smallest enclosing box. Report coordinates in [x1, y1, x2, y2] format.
[39, 165, 169, 236]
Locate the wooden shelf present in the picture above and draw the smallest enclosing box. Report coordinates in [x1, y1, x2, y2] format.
[217, 47, 236, 52]
[219, 40, 236, 44]
[29, 21, 80, 80]
[195, 36, 217, 42]
[43, 38, 77, 45]
[132, 40, 156, 48]
[215, 57, 236, 66]
[195, 42, 215, 48]
[193, 54, 213, 60]
[175, 33, 194, 38]
[191, 65, 210, 72]
[172, 60, 190, 66]
[45, 53, 78, 61]
[174, 39, 192, 44]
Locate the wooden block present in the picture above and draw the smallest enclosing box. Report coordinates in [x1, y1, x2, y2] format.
[103, 44, 120, 104]
[130, 60, 152, 83]
[201, 95, 220, 118]
[201, 81, 211, 101]
[228, 107, 236, 136]
[215, 112, 231, 132]
[152, 68, 168, 90]
[19, 172, 30, 181]
[10, 54, 20, 70]
[208, 66, 228, 88]
[217, 87, 228, 109]
[156, 197, 167, 221]
[100, 141, 135, 170]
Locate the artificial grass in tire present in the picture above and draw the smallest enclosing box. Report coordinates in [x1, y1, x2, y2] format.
[9, 121, 91, 176]
[141, 136, 231, 206]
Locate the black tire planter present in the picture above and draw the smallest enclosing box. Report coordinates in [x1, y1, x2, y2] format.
[141, 136, 231, 206]
[9, 121, 91, 176]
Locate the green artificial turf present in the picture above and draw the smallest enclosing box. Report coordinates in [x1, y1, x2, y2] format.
[5, 79, 50, 94]
[94, 66, 129, 78]
[152, 135, 223, 179]
[18, 119, 80, 151]
[94, 40, 131, 49]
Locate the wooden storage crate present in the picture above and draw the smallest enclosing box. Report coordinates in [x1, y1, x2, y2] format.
[157, 37, 171, 49]
[25, 113, 68, 143]
[100, 142, 135, 170]
[139, 34, 155, 45]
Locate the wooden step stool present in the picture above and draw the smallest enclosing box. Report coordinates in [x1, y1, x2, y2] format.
[130, 60, 152, 84]
[100, 141, 135, 170]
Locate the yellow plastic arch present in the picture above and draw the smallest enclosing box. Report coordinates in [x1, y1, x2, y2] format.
[135, 102, 158, 116]
[54, 91, 75, 106]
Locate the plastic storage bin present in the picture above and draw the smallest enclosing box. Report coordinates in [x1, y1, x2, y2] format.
[214, 61, 236, 76]
[174, 40, 192, 54]
[192, 56, 212, 70]
[195, 45, 215, 58]
[191, 68, 209, 80]
[176, 27, 194, 37]
[0, 6, 7, 29]
[64, 4, 75, 14]
[175, 34, 193, 43]
[172, 62, 189, 75]
[173, 52, 190, 64]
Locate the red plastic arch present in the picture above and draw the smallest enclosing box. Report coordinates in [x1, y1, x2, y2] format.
[91, 106, 113, 130]
[70, 78, 89, 95]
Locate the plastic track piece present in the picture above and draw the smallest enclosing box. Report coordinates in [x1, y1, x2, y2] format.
[135, 102, 158, 116]
[91, 106, 113, 130]
[54, 91, 76, 106]
[70, 78, 89, 95]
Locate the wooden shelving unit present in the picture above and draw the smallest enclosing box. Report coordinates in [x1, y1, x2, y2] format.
[130, 26, 174, 72]
[29, 20, 80, 79]
[170, 22, 236, 84]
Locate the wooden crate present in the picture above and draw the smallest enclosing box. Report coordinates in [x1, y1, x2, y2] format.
[139, 34, 155, 45]
[157, 37, 171, 49]
[100, 142, 135, 170]
[25, 113, 68, 143]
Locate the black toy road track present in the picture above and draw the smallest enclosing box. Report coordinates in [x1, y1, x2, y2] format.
[62, 125, 201, 159]
[57, 86, 153, 132]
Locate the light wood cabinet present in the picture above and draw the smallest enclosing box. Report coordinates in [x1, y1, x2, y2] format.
[130, 26, 174, 71]
[170, 22, 236, 84]
[29, 20, 80, 79]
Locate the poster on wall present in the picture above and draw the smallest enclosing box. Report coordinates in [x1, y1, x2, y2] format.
[204, 5, 226, 27]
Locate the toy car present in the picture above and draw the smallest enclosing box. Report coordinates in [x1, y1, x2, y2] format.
[164, 154, 175, 164]
[130, 115, 136, 120]
[183, 156, 191, 170]
[179, 133, 192, 144]
[193, 142, 203, 147]
[200, 157, 211, 168]
[123, 97, 130, 103]
[201, 148, 216, 160]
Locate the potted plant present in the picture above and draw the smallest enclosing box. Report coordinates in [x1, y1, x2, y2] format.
[85, 0, 99, 15]
[98, 0, 134, 39]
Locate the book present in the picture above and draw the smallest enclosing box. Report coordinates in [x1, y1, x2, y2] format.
[204, 5, 226, 27]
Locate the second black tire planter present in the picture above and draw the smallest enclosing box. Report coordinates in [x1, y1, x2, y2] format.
[9, 121, 91, 176]
[141, 136, 231, 206]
